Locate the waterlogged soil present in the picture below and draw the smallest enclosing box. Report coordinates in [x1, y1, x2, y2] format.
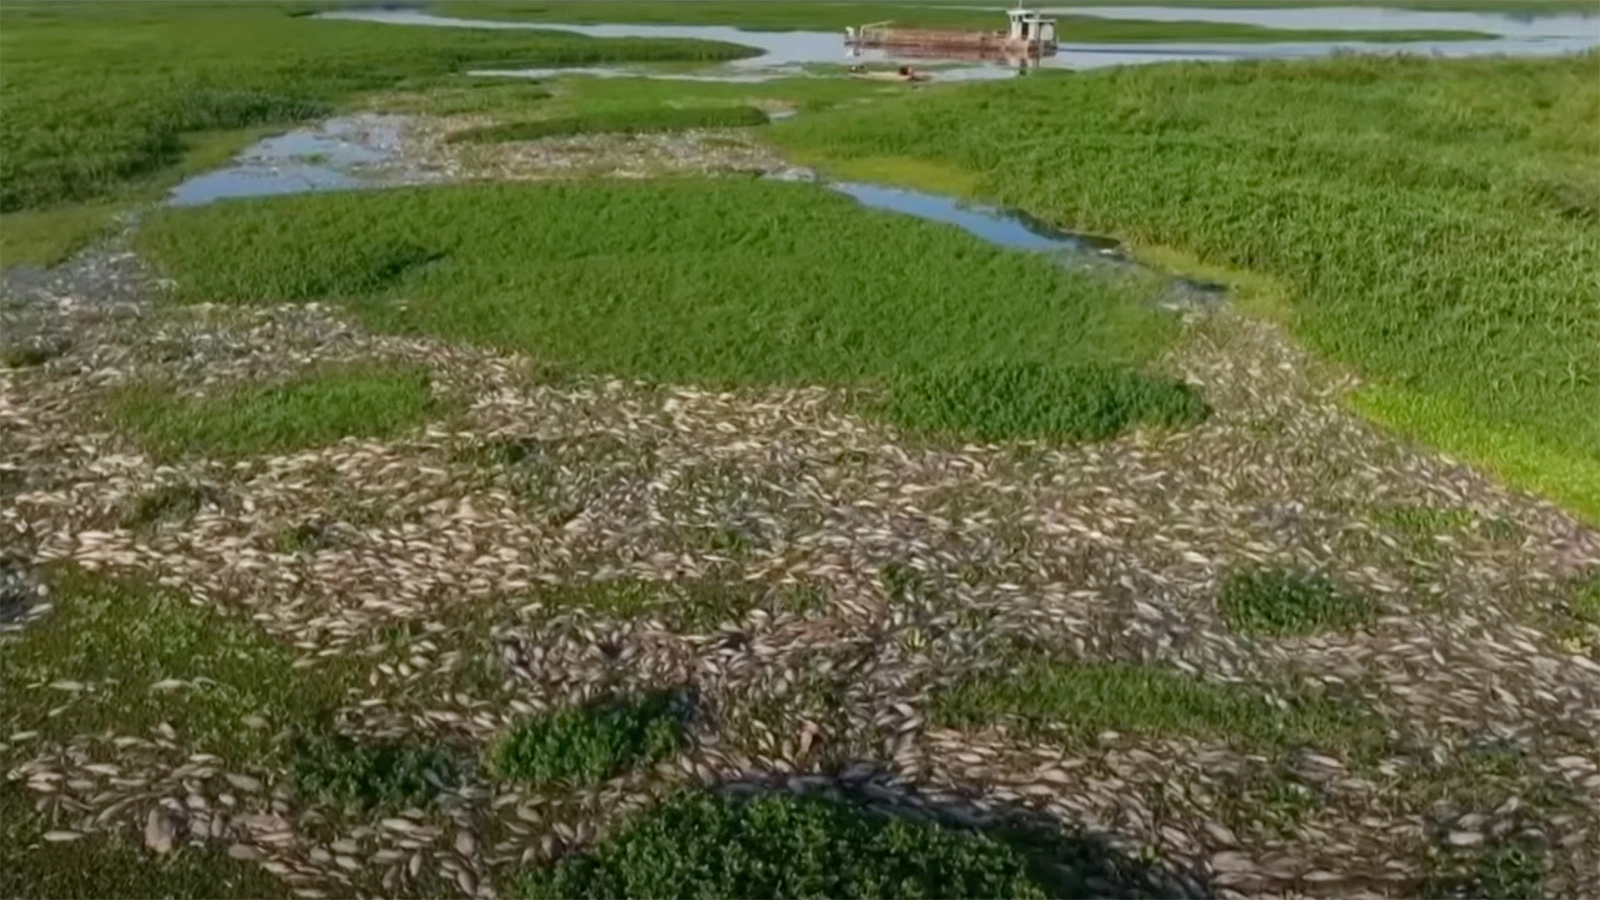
[4, 213, 1600, 897]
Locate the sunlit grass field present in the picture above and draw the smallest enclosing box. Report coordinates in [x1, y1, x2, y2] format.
[771, 52, 1600, 519]
[137, 179, 1196, 441]
[0, 0, 752, 261]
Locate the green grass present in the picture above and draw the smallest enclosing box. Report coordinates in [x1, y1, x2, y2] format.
[140, 180, 1181, 443]
[110, 364, 437, 460]
[448, 105, 770, 143]
[771, 53, 1600, 521]
[434, 1, 1492, 42]
[0, 0, 754, 219]
[0, 570, 348, 766]
[1372, 503, 1476, 537]
[290, 730, 465, 811]
[491, 692, 687, 788]
[886, 362, 1207, 442]
[1218, 567, 1380, 636]
[934, 656, 1384, 756]
[0, 781, 288, 900]
[0, 203, 126, 267]
[512, 791, 1048, 899]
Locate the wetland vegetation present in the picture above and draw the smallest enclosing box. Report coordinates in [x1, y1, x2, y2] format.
[3, 0, 1599, 897]
[137, 179, 1184, 440]
[773, 51, 1600, 518]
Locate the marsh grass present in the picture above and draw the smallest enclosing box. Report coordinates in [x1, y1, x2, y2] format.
[0, 570, 350, 766]
[934, 657, 1384, 758]
[142, 180, 1180, 443]
[887, 362, 1207, 442]
[0, 1, 754, 214]
[449, 105, 770, 143]
[0, 203, 126, 268]
[511, 791, 1047, 900]
[110, 364, 436, 460]
[771, 53, 1600, 519]
[1218, 567, 1379, 637]
[492, 691, 688, 788]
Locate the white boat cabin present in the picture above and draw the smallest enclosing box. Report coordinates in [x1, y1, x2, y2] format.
[1006, 9, 1056, 45]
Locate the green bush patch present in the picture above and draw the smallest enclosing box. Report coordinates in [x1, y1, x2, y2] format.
[888, 362, 1207, 443]
[492, 691, 687, 788]
[934, 657, 1383, 757]
[111, 364, 436, 460]
[513, 791, 1047, 899]
[290, 730, 464, 811]
[1219, 568, 1379, 637]
[450, 105, 770, 143]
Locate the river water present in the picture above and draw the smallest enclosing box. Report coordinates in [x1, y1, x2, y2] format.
[317, 6, 1599, 80]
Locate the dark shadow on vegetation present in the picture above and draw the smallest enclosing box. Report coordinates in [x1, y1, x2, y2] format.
[511, 773, 1205, 899]
[290, 727, 467, 812]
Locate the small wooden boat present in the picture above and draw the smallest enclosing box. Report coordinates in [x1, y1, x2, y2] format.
[848, 66, 929, 82]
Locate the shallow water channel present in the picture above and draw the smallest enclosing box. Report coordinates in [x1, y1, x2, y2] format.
[168, 117, 1220, 303]
[317, 6, 1600, 81]
[168, 116, 413, 206]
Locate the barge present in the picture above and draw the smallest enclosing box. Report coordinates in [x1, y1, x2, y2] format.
[845, 8, 1058, 58]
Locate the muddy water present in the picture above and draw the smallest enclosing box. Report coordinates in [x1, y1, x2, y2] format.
[167, 115, 416, 206]
[316, 7, 1600, 80]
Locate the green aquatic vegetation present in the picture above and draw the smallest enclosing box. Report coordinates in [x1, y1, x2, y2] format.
[771, 52, 1600, 521]
[110, 364, 436, 460]
[141, 179, 1179, 443]
[0, 1, 754, 214]
[449, 105, 770, 142]
[1218, 567, 1379, 636]
[492, 692, 687, 788]
[887, 361, 1207, 442]
[512, 791, 1048, 900]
